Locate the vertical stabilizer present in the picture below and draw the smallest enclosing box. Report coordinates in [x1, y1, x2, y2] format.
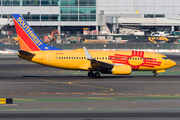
[12, 14, 61, 51]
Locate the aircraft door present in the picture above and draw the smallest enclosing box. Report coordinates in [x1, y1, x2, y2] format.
[105, 56, 108, 62]
[47, 54, 52, 63]
[153, 55, 157, 64]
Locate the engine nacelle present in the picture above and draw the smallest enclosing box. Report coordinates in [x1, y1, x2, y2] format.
[112, 65, 132, 75]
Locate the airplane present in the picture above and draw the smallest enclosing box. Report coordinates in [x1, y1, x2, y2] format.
[12, 14, 176, 78]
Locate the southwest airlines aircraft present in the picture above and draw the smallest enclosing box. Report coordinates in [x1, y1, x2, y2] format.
[12, 14, 176, 78]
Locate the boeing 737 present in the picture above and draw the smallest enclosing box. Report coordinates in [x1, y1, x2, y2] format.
[12, 14, 176, 78]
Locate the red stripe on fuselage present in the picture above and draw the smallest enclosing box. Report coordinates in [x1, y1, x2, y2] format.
[13, 18, 40, 51]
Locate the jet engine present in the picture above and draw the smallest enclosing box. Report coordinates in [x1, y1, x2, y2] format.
[112, 65, 132, 75]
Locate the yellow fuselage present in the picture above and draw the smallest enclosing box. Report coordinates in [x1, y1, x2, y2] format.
[18, 50, 176, 73]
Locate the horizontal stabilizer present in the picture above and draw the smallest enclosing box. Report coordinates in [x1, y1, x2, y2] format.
[18, 50, 35, 56]
[4, 48, 18, 54]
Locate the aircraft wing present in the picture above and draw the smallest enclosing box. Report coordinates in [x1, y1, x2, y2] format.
[83, 47, 114, 70]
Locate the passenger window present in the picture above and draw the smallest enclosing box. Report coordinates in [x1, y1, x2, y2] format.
[82, 57, 83, 59]
[61, 57, 63, 59]
[74, 57, 76, 59]
[77, 57, 78, 59]
[102, 57, 104, 59]
[69, 57, 71, 59]
[84, 57, 86, 59]
[64, 57, 65, 59]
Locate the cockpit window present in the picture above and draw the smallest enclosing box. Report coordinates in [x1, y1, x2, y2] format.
[162, 57, 168, 60]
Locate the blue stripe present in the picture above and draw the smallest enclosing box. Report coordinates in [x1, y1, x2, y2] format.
[12, 14, 62, 51]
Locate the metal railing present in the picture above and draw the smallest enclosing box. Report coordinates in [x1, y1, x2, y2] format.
[1, 43, 180, 50]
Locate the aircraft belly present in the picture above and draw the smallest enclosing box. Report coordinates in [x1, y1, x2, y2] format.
[136, 66, 163, 71]
[51, 60, 88, 70]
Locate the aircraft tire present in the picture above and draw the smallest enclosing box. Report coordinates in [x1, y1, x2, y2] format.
[93, 72, 100, 78]
[154, 73, 158, 77]
[88, 71, 93, 77]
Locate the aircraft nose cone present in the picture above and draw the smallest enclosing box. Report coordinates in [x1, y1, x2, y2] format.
[171, 60, 176, 67]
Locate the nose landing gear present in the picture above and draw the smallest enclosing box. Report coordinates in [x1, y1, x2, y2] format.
[154, 73, 159, 77]
[153, 71, 159, 77]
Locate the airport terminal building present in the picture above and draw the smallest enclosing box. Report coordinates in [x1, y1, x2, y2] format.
[1, 0, 180, 34]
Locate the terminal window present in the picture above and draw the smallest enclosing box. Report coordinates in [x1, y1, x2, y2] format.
[2, 0, 21, 6]
[60, 0, 78, 6]
[79, 0, 96, 6]
[79, 15, 96, 21]
[22, 0, 40, 6]
[60, 15, 78, 21]
[144, 14, 154, 18]
[144, 14, 165, 18]
[22, 14, 40, 21]
[41, 0, 59, 6]
[155, 14, 165, 18]
[41, 14, 59, 21]
[2, 14, 12, 18]
[60, 7, 78, 14]
[79, 7, 96, 14]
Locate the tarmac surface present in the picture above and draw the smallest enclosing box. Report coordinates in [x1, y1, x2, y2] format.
[0, 53, 180, 119]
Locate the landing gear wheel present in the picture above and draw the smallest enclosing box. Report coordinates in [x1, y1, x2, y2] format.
[92, 72, 101, 78]
[154, 73, 158, 77]
[88, 71, 93, 77]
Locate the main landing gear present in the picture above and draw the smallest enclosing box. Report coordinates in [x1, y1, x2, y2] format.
[88, 71, 101, 78]
[153, 71, 159, 77]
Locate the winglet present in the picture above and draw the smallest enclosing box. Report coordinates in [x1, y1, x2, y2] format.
[83, 47, 93, 60]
